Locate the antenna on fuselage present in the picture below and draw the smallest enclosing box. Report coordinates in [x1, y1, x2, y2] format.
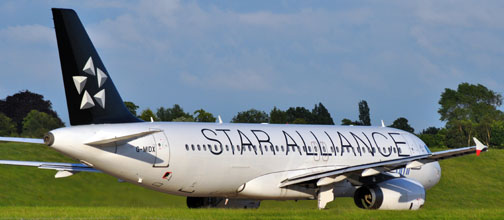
[217, 115, 223, 124]
[381, 120, 385, 127]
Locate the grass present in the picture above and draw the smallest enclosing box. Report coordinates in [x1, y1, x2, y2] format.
[0, 143, 502, 219]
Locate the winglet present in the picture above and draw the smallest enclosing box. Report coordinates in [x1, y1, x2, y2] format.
[473, 137, 487, 156]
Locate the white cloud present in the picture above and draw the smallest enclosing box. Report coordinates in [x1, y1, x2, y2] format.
[1, 0, 503, 131]
[179, 69, 273, 92]
[0, 24, 53, 43]
[415, 0, 504, 28]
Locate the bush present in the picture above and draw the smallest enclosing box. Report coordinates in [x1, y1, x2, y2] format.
[22, 110, 63, 138]
[0, 113, 17, 136]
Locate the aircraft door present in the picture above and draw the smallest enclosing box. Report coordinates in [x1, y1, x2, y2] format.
[311, 141, 320, 161]
[151, 129, 170, 167]
[320, 141, 329, 161]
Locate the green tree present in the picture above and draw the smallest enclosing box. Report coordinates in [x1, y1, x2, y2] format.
[286, 107, 312, 124]
[292, 118, 308, 124]
[389, 117, 414, 133]
[270, 107, 288, 124]
[438, 83, 503, 146]
[340, 100, 369, 126]
[311, 103, 334, 125]
[418, 127, 445, 148]
[193, 109, 216, 122]
[0, 113, 17, 136]
[231, 109, 269, 123]
[124, 101, 139, 117]
[172, 116, 195, 122]
[421, 127, 440, 135]
[490, 121, 504, 148]
[341, 118, 362, 126]
[358, 100, 371, 125]
[0, 90, 64, 133]
[21, 110, 63, 138]
[139, 109, 158, 121]
[157, 104, 192, 121]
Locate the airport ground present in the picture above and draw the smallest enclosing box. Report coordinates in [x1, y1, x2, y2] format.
[0, 142, 502, 219]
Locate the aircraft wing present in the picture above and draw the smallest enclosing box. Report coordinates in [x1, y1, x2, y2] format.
[280, 137, 487, 188]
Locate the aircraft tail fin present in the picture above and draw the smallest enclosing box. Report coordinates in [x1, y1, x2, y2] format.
[52, 8, 141, 125]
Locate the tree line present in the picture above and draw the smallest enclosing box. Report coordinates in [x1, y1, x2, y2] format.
[0, 91, 64, 138]
[1, 83, 503, 149]
[131, 100, 413, 132]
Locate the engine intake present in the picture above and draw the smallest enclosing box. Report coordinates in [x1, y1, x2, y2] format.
[353, 178, 425, 210]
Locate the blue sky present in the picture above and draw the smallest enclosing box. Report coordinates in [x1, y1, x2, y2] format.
[1, 0, 503, 132]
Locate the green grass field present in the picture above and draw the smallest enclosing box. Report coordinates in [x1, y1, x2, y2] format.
[0, 142, 502, 219]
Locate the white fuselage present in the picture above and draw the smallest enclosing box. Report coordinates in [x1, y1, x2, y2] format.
[48, 122, 441, 199]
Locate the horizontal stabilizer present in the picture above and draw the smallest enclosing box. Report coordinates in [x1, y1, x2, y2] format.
[85, 130, 162, 146]
[0, 160, 100, 173]
[0, 137, 44, 144]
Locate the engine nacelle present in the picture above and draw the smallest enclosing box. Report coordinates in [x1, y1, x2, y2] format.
[353, 178, 425, 210]
[186, 197, 260, 209]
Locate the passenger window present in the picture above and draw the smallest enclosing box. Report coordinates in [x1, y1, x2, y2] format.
[226, 145, 229, 151]
[203, 145, 207, 151]
[191, 144, 195, 151]
[185, 144, 189, 151]
[197, 145, 201, 151]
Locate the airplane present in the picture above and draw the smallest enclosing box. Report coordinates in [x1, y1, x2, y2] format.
[0, 8, 488, 210]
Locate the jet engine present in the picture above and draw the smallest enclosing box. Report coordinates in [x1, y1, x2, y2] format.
[353, 178, 425, 210]
[186, 197, 260, 209]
